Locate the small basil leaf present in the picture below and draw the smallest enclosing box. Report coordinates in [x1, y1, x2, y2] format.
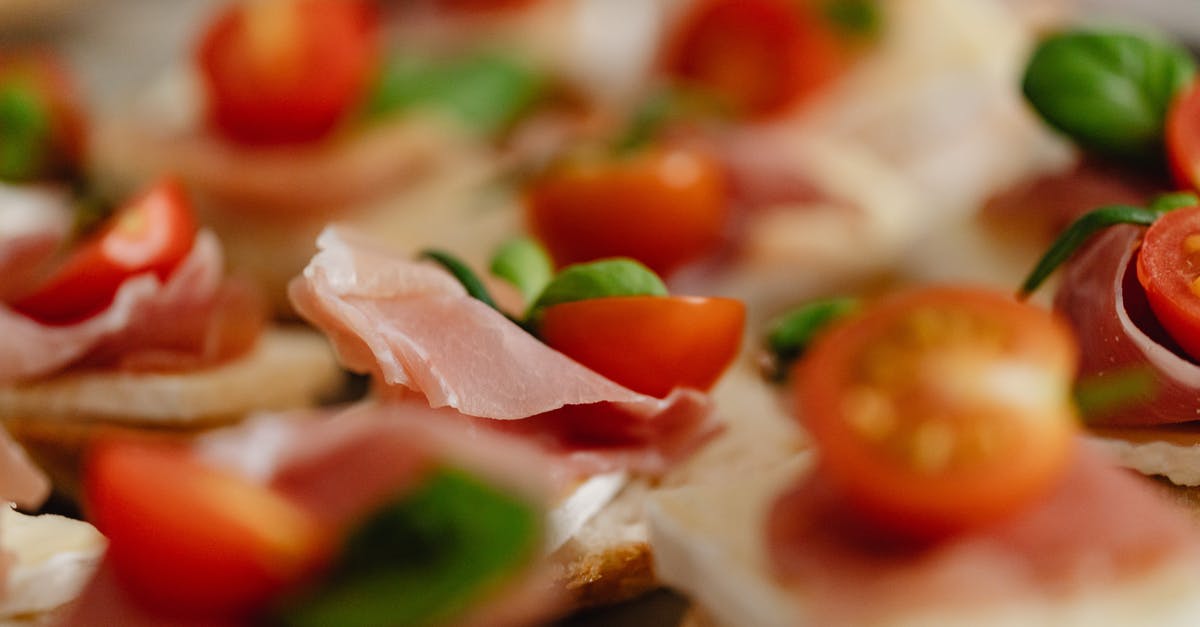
[1148, 191, 1200, 213]
[528, 258, 667, 322]
[765, 297, 860, 381]
[419, 249, 500, 310]
[1017, 204, 1165, 298]
[1074, 366, 1157, 423]
[0, 84, 51, 182]
[1022, 29, 1196, 158]
[490, 237, 554, 305]
[614, 86, 729, 155]
[822, 0, 882, 39]
[277, 467, 542, 627]
[364, 52, 547, 136]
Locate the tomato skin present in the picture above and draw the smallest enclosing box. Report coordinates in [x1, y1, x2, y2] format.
[0, 51, 87, 181]
[83, 439, 329, 618]
[1136, 205, 1200, 360]
[11, 178, 198, 325]
[539, 295, 744, 398]
[197, 0, 379, 146]
[1167, 81, 1200, 192]
[795, 287, 1078, 540]
[525, 146, 729, 277]
[663, 0, 847, 118]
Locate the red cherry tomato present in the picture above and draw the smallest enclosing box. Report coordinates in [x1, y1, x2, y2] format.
[796, 287, 1079, 540]
[435, 0, 539, 12]
[1136, 205, 1200, 360]
[84, 439, 329, 618]
[0, 51, 87, 181]
[663, 0, 847, 118]
[12, 178, 198, 325]
[197, 0, 379, 145]
[1167, 80, 1200, 192]
[539, 295, 745, 398]
[525, 146, 729, 277]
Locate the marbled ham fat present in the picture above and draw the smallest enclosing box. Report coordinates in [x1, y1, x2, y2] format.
[766, 445, 1200, 626]
[289, 228, 720, 476]
[1054, 225, 1200, 426]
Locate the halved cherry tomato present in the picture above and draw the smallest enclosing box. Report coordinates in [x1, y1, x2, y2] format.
[197, 0, 379, 145]
[525, 145, 729, 277]
[84, 439, 329, 618]
[1136, 205, 1200, 360]
[12, 178, 198, 325]
[1167, 80, 1200, 192]
[539, 295, 744, 397]
[662, 0, 848, 118]
[796, 287, 1078, 540]
[0, 51, 86, 181]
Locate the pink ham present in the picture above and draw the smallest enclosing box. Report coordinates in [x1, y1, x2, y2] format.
[766, 443, 1200, 626]
[0, 230, 264, 383]
[289, 227, 720, 476]
[59, 405, 563, 627]
[1054, 225, 1200, 426]
[0, 184, 73, 302]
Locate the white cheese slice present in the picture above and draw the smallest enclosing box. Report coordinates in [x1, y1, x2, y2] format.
[545, 471, 628, 553]
[0, 508, 105, 623]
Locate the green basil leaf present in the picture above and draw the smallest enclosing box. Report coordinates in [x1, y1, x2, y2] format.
[277, 467, 542, 627]
[0, 84, 51, 182]
[765, 297, 860, 381]
[1148, 191, 1200, 213]
[1022, 29, 1196, 158]
[364, 52, 547, 136]
[1074, 366, 1157, 423]
[822, 0, 882, 39]
[528, 258, 667, 322]
[419, 249, 500, 310]
[490, 237, 554, 305]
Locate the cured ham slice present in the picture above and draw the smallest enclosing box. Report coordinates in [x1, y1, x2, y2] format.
[290, 227, 719, 476]
[1054, 225, 1200, 426]
[766, 445, 1200, 625]
[0, 230, 265, 383]
[0, 428, 49, 510]
[0, 184, 73, 302]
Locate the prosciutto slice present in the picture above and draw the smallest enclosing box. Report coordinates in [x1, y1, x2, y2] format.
[766, 444, 1200, 626]
[0, 230, 263, 383]
[1054, 225, 1200, 426]
[289, 227, 719, 476]
[0, 185, 72, 302]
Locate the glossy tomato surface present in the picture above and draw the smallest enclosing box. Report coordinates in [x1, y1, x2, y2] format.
[795, 287, 1079, 540]
[663, 0, 846, 118]
[1136, 205, 1200, 361]
[197, 0, 379, 145]
[12, 178, 198, 325]
[84, 439, 328, 618]
[539, 295, 744, 398]
[1167, 80, 1200, 192]
[526, 145, 729, 277]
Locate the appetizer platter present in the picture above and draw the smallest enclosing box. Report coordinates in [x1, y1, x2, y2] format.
[4, 0, 1200, 625]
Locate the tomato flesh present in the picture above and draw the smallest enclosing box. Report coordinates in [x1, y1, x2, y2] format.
[1136, 205, 1200, 361]
[197, 0, 379, 145]
[526, 146, 729, 277]
[539, 295, 744, 398]
[663, 0, 847, 118]
[84, 439, 328, 618]
[11, 178, 198, 325]
[1167, 80, 1200, 192]
[795, 287, 1078, 540]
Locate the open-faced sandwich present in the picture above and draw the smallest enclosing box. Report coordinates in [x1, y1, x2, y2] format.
[0, 177, 343, 495]
[288, 228, 743, 605]
[651, 285, 1200, 626]
[55, 403, 562, 626]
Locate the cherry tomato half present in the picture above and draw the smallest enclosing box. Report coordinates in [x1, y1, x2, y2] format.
[1136, 205, 1200, 361]
[525, 145, 729, 277]
[0, 51, 87, 182]
[662, 0, 847, 118]
[11, 178, 198, 325]
[539, 295, 744, 398]
[1167, 80, 1200, 192]
[84, 439, 329, 618]
[795, 287, 1078, 540]
[197, 0, 379, 145]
